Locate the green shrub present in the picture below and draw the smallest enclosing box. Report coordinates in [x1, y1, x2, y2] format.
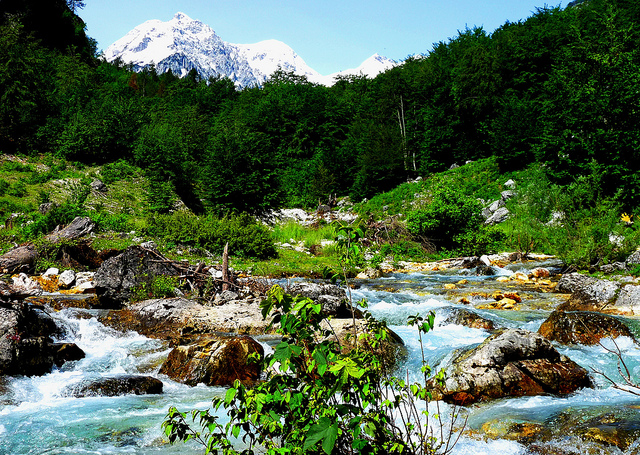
[0, 179, 9, 197]
[7, 180, 27, 198]
[101, 159, 139, 184]
[132, 275, 179, 302]
[147, 211, 277, 259]
[163, 285, 462, 455]
[407, 185, 485, 253]
[2, 161, 33, 173]
[21, 203, 83, 239]
[87, 211, 131, 232]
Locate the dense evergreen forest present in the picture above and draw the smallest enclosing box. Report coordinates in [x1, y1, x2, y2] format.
[1, 0, 640, 215]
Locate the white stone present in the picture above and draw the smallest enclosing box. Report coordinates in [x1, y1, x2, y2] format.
[58, 270, 76, 287]
[42, 267, 59, 278]
[75, 272, 95, 286]
[480, 255, 492, 267]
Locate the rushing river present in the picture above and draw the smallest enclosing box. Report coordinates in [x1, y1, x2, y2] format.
[2, 261, 640, 454]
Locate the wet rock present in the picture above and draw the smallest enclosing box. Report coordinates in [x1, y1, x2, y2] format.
[0, 303, 72, 376]
[52, 342, 85, 366]
[538, 310, 634, 345]
[557, 273, 620, 313]
[94, 245, 183, 307]
[11, 273, 43, 297]
[159, 335, 263, 387]
[356, 268, 383, 280]
[481, 418, 547, 444]
[529, 268, 550, 279]
[58, 269, 76, 288]
[67, 375, 163, 397]
[442, 309, 495, 331]
[544, 405, 640, 451]
[430, 329, 592, 405]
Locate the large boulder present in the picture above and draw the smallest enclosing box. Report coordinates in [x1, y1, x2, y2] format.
[558, 273, 640, 316]
[65, 375, 163, 397]
[538, 310, 634, 345]
[95, 245, 183, 307]
[431, 329, 592, 405]
[159, 335, 264, 387]
[101, 297, 273, 345]
[557, 273, 620, 313]
[45, 216, 95, 243]
[612, 284, 640, 315]
[0, 303, 84, 376]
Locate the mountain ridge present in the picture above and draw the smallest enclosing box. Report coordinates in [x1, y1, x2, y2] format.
[104, 12, 396, 87]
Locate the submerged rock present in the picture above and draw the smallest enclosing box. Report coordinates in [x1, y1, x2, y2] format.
[67, 375, 163, 397]
[442, 308, 496, 331]
[431, 328, 592, 405]
[538, 310, 634, 345]
[159, 335, 263, 387]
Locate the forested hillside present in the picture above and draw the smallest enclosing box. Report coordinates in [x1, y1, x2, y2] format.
[1, 0, 640, 214]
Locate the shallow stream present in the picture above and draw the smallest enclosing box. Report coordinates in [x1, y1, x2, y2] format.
[2, 261, 640, 454]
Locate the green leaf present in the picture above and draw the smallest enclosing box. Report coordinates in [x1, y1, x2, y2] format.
[304, 417, 339, 454]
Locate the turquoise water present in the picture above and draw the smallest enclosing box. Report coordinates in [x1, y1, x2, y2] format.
[2, 264, 640, 454]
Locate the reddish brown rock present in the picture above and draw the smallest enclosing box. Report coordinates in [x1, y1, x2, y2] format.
[159, 335, 264, 387]
[538, 310, 634, 345]
[431, 329, 592, 405]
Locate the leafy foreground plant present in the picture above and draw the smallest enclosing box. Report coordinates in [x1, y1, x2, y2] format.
[162, 285, 466, 455]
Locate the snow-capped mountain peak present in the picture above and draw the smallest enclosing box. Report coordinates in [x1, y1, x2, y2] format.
[104, 13, 396, 87]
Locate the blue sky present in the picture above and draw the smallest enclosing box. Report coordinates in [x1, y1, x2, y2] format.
[80, 0, 568, 75]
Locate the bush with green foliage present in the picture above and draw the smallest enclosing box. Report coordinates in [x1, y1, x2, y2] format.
[163, 285, 463, 455]
[504, 163, 640, 269]
[100, 159, 139, 184]
[146, 211, 277, 259]
[132, 274, 179, 302]
[407, 185, 503, 256]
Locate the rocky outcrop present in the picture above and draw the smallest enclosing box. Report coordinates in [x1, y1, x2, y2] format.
[0, 303, 84, 376]
[45, 216, 95, 243]
[65, 375, 163, 397]
[538, 310, 634, 345]
[159, 335, 263, 386]
[431, 329, 592, 405]
[557, 273, 640, 316]
[95, 245, 183, 307]
[101, 297, 273, 344]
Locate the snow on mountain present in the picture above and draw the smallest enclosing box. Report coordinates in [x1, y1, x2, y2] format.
[233, 40, 323, 85]
[104, 12, 396, 88]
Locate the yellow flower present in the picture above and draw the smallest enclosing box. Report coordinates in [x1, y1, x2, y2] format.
[621, 213, 633, 224]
